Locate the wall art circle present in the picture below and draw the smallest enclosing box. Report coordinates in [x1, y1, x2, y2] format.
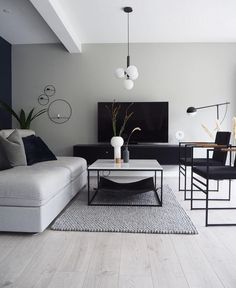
[47, 99, 72, 124]
[44, 85, 56, 97]
[38, 94, 49, 106]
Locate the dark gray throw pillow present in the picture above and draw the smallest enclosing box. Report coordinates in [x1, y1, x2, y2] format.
[0, 129, 27, 167]
[23, 135, 57, 165]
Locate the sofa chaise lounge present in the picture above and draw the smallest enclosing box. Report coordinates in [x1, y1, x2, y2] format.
[0, 129, 87, 233]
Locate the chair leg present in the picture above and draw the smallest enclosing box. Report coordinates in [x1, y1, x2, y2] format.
[229, 180, 231, 201]
[190, 167, 193, 210]
[184, 166, 187, 200]
[205, 179, 209, 227]
[205, 179, 236, 226]
[178, 163, 181, 191]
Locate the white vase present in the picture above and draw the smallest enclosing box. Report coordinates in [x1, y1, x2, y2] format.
[110, 136, 124, 163]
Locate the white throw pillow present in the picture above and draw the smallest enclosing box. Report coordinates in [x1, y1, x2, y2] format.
[0, 129, 27, 167]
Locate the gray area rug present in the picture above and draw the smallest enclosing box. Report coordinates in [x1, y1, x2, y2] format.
[51, 185, 198, 234]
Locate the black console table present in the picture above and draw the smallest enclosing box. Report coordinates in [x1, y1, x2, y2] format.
[73, 143, 190, 165]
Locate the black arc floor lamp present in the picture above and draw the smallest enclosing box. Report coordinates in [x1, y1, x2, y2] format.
[187, 102, 230, 121]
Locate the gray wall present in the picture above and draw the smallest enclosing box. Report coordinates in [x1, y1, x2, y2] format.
[12, 43, 236, 155]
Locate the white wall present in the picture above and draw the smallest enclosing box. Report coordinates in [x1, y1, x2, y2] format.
[12, 43, 236, 155]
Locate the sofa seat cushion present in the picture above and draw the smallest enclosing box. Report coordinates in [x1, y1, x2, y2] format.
[56, 156, 87, 180]
[0, 157, 87, 207]
[179, 158, 223, 166]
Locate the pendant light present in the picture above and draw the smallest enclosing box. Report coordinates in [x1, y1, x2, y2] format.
[115, 7, 138, 90]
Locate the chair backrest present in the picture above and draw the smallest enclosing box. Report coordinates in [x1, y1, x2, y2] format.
[212, 131, 231, 164]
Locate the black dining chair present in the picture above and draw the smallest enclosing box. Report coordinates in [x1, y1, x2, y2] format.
[179, 131, 231, 200]
[191, 146, 236, 226]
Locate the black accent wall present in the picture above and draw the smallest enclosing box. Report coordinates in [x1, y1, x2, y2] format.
[0, 36, 11, 129]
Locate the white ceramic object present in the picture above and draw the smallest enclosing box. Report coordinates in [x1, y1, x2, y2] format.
[110, 136, 124, 163]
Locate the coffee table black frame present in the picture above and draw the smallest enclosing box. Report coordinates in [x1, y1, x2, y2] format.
[87, 160, 163, 207]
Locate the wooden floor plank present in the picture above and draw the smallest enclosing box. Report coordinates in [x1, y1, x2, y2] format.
[82, 272, 119, 288]
[119, 275, 154, 288]
[11, 231, 70, 288]
[195, 227, 236, 288]
[0, 174, 236, 288]
[86, 233, 122, 275]
[44, 272, 86, 288]
[120, 234, 151, 277]
[0, 234, 25, 264]
[146, 234, 189, 288]
[212, 228, 236, 258]
[56, 232, 97, 273]
[0, 232, 47, 287]
[171, 235, 224, 288]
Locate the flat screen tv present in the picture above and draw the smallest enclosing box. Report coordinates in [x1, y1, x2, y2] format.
[98, 102, 168, 143]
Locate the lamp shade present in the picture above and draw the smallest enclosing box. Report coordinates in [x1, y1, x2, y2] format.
[123, 79, 134, 90]
[186, 106, 197, 116]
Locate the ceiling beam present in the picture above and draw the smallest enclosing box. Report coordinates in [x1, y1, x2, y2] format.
[30, 0, 82, 53]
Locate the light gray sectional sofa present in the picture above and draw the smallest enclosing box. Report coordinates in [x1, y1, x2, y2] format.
[0, 130, 87, 233]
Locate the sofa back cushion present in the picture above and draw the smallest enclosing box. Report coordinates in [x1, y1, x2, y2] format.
[0, 129, 27, 168]
[0, 129, 35, 138]
[0, 129, 35, 170]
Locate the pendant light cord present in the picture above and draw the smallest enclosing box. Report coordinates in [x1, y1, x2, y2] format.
[127, 12, 130, 57]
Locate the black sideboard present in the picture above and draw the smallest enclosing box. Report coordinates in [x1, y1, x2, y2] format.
[73, 144, 190, 165]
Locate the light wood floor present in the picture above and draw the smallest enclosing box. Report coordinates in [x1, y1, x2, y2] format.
[1, 172, 236, 288]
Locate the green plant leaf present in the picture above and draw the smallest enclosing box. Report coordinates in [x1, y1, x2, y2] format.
[25, 108, 35, 129]
[19, 109, 26, 122]
[31, 109, 47, 121]
[0, 100, 47, 129]
[19, 109, 26, 129]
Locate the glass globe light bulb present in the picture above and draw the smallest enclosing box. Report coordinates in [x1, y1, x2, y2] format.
[126, 65, 138, 79]
[123, 79, 134, 90]
[129, 70, 139, 80]
[115, 68, 125, 79]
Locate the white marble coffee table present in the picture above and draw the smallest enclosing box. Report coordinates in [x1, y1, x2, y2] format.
[87, 159, 163, 206]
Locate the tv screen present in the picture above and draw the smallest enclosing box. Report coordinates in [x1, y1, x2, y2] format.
[98, 102, 168, 143]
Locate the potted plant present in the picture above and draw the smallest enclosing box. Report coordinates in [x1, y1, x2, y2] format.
[0, 100, 47, 129]
[106, 101, 134, 163]
[123, 127, 141, 163]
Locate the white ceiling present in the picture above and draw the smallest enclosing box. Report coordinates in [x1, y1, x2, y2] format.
[0, 0, 59, 44]
[57, 0, 236, 43]
[1, 0, 236, 52]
